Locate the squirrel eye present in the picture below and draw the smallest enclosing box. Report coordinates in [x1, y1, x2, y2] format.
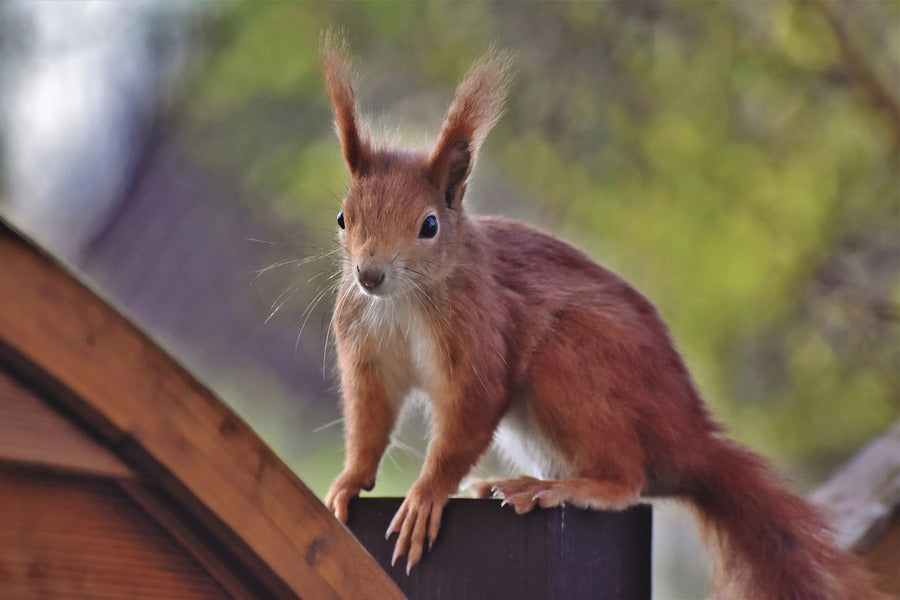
[337, 210, 345, 230]
[418, 215, 438, 239]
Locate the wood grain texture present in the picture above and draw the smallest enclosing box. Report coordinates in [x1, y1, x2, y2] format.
[0, 222, 403, 600]
[0, 371, 134, 478]
[0, 469, 228, 599]
[347, 497, 652, 600]
[118, 479, 269, 600]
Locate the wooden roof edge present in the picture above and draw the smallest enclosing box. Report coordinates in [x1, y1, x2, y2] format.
[810, 419, 900, 551]
[0, 219, 404, 599]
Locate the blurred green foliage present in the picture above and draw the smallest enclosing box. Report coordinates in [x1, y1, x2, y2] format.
[172, 0, 898, 498]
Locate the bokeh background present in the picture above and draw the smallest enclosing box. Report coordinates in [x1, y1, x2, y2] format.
[1, 1, 897, 597]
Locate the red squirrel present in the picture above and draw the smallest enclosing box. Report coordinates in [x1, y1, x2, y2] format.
[320, 35, 883, 599]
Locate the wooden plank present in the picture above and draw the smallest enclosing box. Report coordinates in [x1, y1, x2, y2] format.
[810, 420, 900, 597]
[810, 420, 900, 551]
[0, 362, 281, 596]
[0, 223, 404, 600]
[0, 365, 287, 599]
[0, 370, 134, 478]
[118, 480, 270, 600]
[0, 468, 229, 599]
[347, 497, 652, 600]
[860, 511, 900, 597]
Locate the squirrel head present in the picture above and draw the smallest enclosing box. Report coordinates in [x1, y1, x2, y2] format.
[322, 32, 511, 298]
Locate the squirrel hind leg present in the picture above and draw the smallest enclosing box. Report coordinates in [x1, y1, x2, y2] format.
[492, 476, 642, 515]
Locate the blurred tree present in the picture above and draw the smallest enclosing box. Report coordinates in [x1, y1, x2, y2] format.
[0, 0, 31, 205]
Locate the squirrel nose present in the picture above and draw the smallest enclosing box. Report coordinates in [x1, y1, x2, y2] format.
[357, 265, 386, 291]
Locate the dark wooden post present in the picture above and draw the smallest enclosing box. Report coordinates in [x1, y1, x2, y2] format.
[347, 498, 651, 599]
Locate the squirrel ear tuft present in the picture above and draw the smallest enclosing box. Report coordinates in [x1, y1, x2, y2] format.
[429, 49, 514, 209]
[321, 30, 371, 177]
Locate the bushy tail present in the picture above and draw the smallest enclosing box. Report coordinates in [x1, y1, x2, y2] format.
[687, 439, 882, 600]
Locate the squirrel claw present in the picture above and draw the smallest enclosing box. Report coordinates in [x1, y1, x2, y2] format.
[490, 476, 561, 514]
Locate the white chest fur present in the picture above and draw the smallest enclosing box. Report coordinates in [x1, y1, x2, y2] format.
[357, 295, 440, 390]
[495, 398, 568, 480]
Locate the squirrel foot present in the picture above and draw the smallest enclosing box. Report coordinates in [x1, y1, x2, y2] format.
[491, 476, 559, 514]
[493, 476, 642, 513]
[463, 477, 504, 498]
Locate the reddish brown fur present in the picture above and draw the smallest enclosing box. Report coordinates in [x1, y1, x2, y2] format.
[321, 31, 371, 176]
[320, 36, 884, 597]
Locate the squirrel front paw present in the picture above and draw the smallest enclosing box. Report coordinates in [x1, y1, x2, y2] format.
[385, 483, 448, 574]
[325, 471, 375, 523]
